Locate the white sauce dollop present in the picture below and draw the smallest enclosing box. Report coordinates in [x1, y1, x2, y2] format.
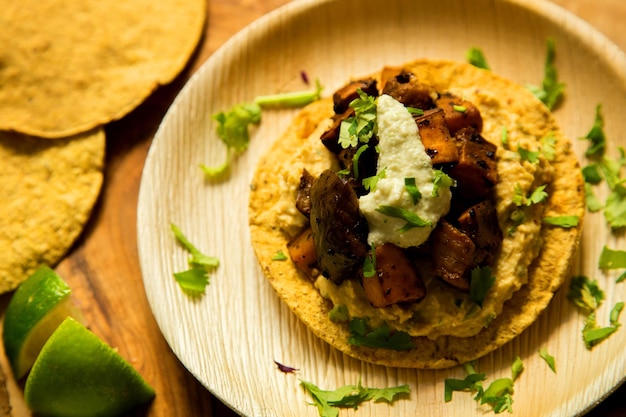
[358, 94, 452, 248]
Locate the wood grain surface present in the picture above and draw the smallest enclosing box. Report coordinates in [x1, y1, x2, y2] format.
[1, 0, 625, 416]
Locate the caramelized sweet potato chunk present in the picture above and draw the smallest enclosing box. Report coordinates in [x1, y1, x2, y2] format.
[436, 92, 483, 134]
[287, 227, 318, 279]
[361, 243, 426, 308]
[332, 78, 378, 114]
[413, 108, 459, 166]
[429, 220, 475, 292]
[450, 127, 498, 202]
[382, 70, 435, 110]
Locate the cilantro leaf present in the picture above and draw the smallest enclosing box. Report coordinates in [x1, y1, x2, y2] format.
[338, 89, 377, 148]
[469, 266, 495, 307]
[542, 215, 580, 228]
[528, 37, 565, 110]
[300, 379, 409, 417]
[582, 306, 623, 350]
[173, 268, 209, 293]
[352, 144, 369, 179]
[538, 347, 556, 373]
[375, 205, 432, 232]
[513, 184, 548, 207]
[541, 133, 556, 161]
[599, 246, 626, 270]
[481, 378, 514, 414]
[584, 182, 604, 212]
[254, 79, 323, 107]
[567, 275, 604, 315]
[444, 373, 486, 402]
[404, 177, 422, 204]
[518, 145, 540, 163]
[362, 246, 377, 278]
[580, 104, 606, 158]
[605, 187, 626, 229]
[171, 223, 220, 269]
[511, 356, 524, 381]
[348, 318, 415, 350]
[432, 169, 454, 197]
[272, 250, 288, 261]
[171, 223, 219, 294]
[582, 163, 603, 184]
[466, 47, 490, 70]
[203, 102, 262, 178]
[328, 304, 350, 323]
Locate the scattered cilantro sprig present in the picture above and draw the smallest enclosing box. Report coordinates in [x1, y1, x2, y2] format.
[300, 378, 409, 417]
[466, 47, 491, 70]
[338, 89, 377, 149]
[375, 205, 432, 232]
[445, 359, 522, 414]
[599, 246, 626, 282]
[527, 37, 565, 110]
[348, 318, 415, 351]
[538, 348, 556, 373]
[171, 223, 219, 294]
[202, 80, 324, 179]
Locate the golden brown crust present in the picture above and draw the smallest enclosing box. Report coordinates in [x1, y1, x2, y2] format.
[249, 59, 585, 368]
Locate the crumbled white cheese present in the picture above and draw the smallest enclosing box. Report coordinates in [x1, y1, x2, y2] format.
[358, 94, 451, 248]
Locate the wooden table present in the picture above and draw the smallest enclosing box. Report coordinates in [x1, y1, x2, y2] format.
[2, 0, 625, 416]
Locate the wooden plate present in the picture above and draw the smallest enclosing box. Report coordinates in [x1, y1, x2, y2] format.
[137, 0, 626, 415]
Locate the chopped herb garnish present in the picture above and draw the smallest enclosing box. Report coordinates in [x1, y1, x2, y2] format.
[328, 304, 350, 323]
[362, 245, 377, 278]
[599, 246, 626, 270]
[272, 250, 288, 261]
[274, 360, 298, 374]
[254, 79, 323, 107]
[466, 47, 490, 70]
[445, 360, 519, 414]
[542, 215, 580, 228]
[580, 104, 606, 158]
[338, 89, 377, 148]
[171, 223, 219, 294]
[501, 126, 509, 148]
[453, 104, 467, 113]
[469, 266, 495, 307]
[348, 318, 415, 350]
[584, 183, 604, 212]
[511, 356, 524, 381]
[513, 184, 548, 207]
[375, 205, 432, 232]
[538, 348, 556, 373]
[582, 163, 603, 184]
[173, 268, 209, 293]
[404, 177, 422, 204]
[203, 102, 261, 178]
[567, 275, 604, 315]
[300, 379, 409, 417]
[406, 107, 424, 115]
[582, 302, 624, 349]
[432, 169, 454, 197]
[527, 37, 565, 110]
[517, 145, 540, 163]
[362, 168, 386, 192]
[352, 144, 369, 179]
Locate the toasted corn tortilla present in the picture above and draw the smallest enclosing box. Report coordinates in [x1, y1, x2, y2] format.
[249, 59, 585, 369]
[0, 129, 105, 294]
[0, 0, 205, 138]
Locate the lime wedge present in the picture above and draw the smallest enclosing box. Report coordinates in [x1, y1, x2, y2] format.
[25, 317, 155, 417]
[2, 265, 82, 379]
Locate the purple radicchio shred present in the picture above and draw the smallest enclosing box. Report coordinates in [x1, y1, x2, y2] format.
[274, 360, 299, 374]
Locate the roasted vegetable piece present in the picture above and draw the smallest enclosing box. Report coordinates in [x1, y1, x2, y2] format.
[382, 70, 435, 110]
[332, 78, 378, 114]
[457, 200, 502, 266]
[296, 169, 315, 218]
[361, 243, 426, 308]
[413, 108, 459, 166]
[287, 227, 318, 279]
[309, 169, 369, 284]
[429, 220, 475, 292]
[436, 92, 483, 134]
[449, 126, 498, 202]
[320, 108, 354, 154]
